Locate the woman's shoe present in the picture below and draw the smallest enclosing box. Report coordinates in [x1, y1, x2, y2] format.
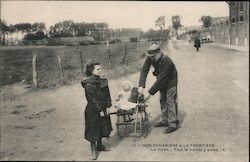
[91, 144, 98, 160]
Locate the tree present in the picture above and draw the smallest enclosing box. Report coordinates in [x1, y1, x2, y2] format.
[9, 24, 16, 34]
[51, 20, 76, 37]
[12, 23, 32, 43]
[51, 20, 73, 37]
[143, 28, 170, 41]
[171, 15, 182, 39]
[14, 23, 32, 34]
[49, 20, 109, 40]
[0, 19, 10, 45]
[48, 20, 109, 40]
[94, 22, 109, 40]
[155, 16, 166, 30]
[31, 22, 46, 31]
[200, 15, 212, 28]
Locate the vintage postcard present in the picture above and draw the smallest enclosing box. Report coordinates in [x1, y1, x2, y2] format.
[0, 1, 249, 161]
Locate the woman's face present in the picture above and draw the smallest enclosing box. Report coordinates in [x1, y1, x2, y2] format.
[92, 65, 102, 76]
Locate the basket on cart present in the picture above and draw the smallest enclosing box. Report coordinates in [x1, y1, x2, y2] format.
[110, 92, 150, 138]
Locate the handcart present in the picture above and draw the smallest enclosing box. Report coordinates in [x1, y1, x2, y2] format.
[110, 95, 150, 138]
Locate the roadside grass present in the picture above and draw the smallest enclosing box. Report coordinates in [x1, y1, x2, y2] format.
[0, 42, 150, 89]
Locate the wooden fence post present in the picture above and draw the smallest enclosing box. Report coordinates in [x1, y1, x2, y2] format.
[122, 42, 127, 64]
[79, 50, 84, 76]
[32, 54, 38, 88]
[57, 54, 64, 79]
[108, 47, 111, 66]
[107, 40, 111, 66]
[137, 46, 140, 60]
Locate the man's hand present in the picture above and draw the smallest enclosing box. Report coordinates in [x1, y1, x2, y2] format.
[138, 87, 144, 95]
[106, 109, 110, 115]
[144, 91, 151, 101]
[100, 111, 105, 117]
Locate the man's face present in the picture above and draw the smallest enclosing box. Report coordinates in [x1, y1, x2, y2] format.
[149, 52, 161, 62]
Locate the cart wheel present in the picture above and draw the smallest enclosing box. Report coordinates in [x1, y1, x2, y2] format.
[141, 118, 149, 138]
[116, 124, 127, 137]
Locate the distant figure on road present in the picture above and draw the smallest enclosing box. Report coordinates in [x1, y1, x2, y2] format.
[138, 43, 179, 134]
[81, 62, 112, 160]
[194, 37, 201, 52]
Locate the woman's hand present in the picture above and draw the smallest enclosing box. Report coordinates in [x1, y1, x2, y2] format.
[100, 111, 105, 117]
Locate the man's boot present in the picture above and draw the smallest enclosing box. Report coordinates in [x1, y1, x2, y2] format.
[153, 121, 169, 127]
[163, 127, 177, 134]
[91, 143, 97, 160]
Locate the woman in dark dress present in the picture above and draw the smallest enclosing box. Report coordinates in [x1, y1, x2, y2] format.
[81, 62, 113, 160]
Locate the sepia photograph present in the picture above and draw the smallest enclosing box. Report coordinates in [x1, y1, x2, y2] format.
[0, 1, 249, 161]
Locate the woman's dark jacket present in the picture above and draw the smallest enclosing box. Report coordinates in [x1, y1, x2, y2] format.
[81, 75, 113, 142]
[139, 53, 178, 95]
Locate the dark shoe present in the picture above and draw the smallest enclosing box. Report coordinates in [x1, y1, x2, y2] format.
[163, 127, 177, 134]
[97, 144, 111, 152]
[154, 121, 169, 127]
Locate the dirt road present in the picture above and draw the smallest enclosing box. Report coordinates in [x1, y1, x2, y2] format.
[1, 40, 248, 161]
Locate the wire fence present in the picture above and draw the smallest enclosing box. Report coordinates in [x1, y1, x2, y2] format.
[0, 41, 153, 88]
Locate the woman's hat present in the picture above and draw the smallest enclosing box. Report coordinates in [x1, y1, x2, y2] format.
[146, 43, 160, 57]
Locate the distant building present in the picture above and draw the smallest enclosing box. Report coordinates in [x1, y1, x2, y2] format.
[210, 17, 230, 44]
[6, 31, 26, 45]
[199, 1, 249, 48]
[228, 1, 249, 47]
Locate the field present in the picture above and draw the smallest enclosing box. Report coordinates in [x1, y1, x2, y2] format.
[0, 42, 150, 88]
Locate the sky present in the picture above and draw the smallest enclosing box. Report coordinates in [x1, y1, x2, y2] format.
[1, 1, 229, 31]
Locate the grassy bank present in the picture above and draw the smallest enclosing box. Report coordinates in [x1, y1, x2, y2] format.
[0, 42, 150, 89]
